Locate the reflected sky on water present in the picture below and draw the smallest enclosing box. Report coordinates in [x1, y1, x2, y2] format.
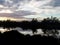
[0, 27, 60, 38]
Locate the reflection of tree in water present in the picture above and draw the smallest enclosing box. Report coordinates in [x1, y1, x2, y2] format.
[0, 16, 60, 37]
[41, 16, 60, 36]
[42, 29, 59, 36]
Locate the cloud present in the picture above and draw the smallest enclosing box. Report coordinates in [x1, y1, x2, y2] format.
[0, 0, 5, 5]
[0, 9, 13, 13]
[14, 10, 37, 16]
[44, 0, 60, 7]
[51, 0, 60, 7]
[0, 0, 32, 8]
[0, 10, 37, 19]
[0, 0, 60, 20]
[35, 0, 46, 1]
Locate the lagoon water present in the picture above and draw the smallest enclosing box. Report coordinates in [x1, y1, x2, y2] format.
[0, 27, 60, 38]
[0, 27, 44, 35]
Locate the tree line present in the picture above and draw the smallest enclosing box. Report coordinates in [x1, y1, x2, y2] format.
[0, 30, 59, 44]
[0, 16, 60, 35]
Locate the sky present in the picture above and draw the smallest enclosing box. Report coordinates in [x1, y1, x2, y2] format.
[0, 0, 60, 21]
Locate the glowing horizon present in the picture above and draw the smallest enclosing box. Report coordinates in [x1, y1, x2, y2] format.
[0, 17, 30, 21]
[0, 0, 60, 21]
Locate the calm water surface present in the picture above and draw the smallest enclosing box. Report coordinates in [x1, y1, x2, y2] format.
[0, 27, 60, 38]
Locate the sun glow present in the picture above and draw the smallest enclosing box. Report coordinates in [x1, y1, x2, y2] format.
[0, 17, 29, 21]
[0, 28, 10, 33]
[0, 17, 18, 21]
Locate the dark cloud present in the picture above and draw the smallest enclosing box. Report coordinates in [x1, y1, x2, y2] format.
[0, 0, 23, 7]
[11, 0, 23, 3]
[51, 0, 60, 7]
[0, 0, 5, 5]
[0, 0, 32, 9]
[35, 0, 44, 1]
[5, 0, 22, 7]
[45, 0, 60, 7]
[0, 10, 37, 18]
[9, 0, 31, 5]
[10, 0, 31, 3]
[13, 10, 37, 18]
[14, 10, 36, 16]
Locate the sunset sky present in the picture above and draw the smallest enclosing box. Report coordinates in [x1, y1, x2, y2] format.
[0, 0, 60, 21]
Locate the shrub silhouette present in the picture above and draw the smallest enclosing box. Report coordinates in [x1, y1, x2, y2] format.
[41, 16, 60, 35]
[0, 16, 60, 35]
[0, 30, 59, 44]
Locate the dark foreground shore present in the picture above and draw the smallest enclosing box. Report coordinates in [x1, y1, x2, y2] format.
[0, 30, 60, 45]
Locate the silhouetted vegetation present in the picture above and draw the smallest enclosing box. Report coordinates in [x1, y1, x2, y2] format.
[0, 30, 59, 44]
[0, 16, 60, 44]
[0, 16, 60, 35]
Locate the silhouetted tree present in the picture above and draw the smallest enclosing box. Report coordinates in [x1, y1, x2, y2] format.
[41, 16, 60, 35]
[0, 16, 60, 35]
[0, 30, 59, 44]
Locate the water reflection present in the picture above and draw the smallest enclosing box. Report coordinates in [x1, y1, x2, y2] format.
[0, 27, 10, 33]
[0, 27, 60, 38]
